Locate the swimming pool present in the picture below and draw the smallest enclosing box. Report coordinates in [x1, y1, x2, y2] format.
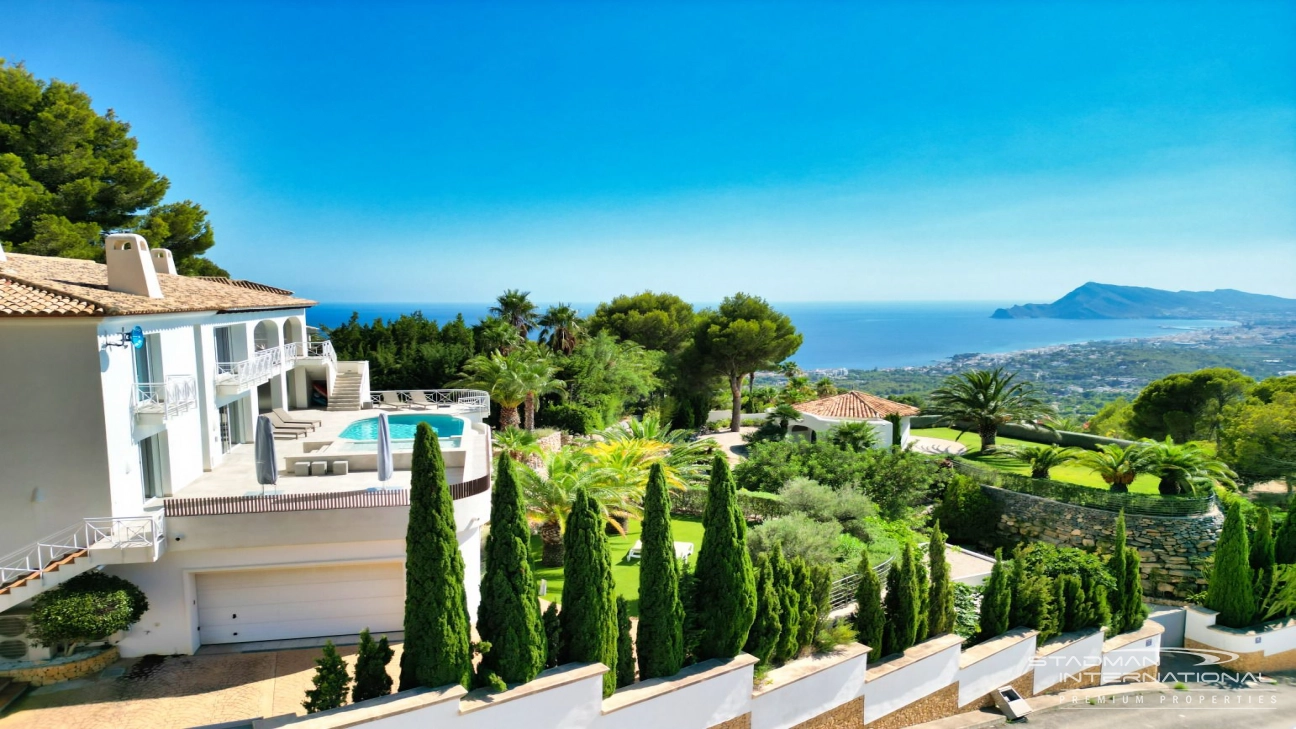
[339, 413, 467, 441]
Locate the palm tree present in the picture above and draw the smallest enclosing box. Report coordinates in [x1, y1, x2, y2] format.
[493, 426, 542, 463]
[743, 385, 779, 413]
[490, 289, 538, 338]
[515, 347, 567, 432]
[828, 421, 879, 452]
[927, 368, 1054, 452]
[452, 350, 528, 428]
[474, 316, 522, 354]
[538, 303, 584, 355]
[520, 448, 640, 567]
[1009, 444, 1079, 479]
[814, 377, 838, 398]
[595, 412, 711, 490]
[1077, 444, 1150, 493]
[1141, 438, 1237, 495]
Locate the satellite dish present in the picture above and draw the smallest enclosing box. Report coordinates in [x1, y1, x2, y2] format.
[130, 326, 145, 350]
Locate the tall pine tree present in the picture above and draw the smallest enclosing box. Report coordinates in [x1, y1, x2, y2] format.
[693, 454, 756, 660]
[770, 545, 801, 663]
[616, 596, 636, 688]
[399, 423, 472, 690]
[854, 551, 884, 660]
[883, 542, 920, 655]
[351, 629, 394, 703]
[637, 463, 685, 679]
[477, 454, 545, 685]
[978, 548, 1011, 641]
[927, 522, 956, 637]
[542, 603, 563, 669]
[560, 488, 619, 696]
[1206, 502, 1256, 629]
[303, 641, 351, 714]
[744, 554, 782, 665]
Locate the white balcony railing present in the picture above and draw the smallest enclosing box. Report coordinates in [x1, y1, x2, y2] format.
[216, 345, 285, 390]
[0, 514, 165, 587]
[133, 375, 198, 421]
[369, 389, 491, 413]
[286, 340, 336, 363]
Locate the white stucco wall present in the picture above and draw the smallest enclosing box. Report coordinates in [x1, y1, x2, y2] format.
[458, 669, 606, 729]
[1032, 630, 1105, 694]
[750, 648, 868, 729]
[956, 631, 1038, 707]
[861, 638, 961, 724]
[1101, 633, 1161, 684]
[603, 659, 754, 729]
[1185, 606, 1296, 657]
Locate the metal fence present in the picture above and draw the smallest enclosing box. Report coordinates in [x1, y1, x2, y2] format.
[828, 555, 894, 610]
[163, 475, 491, 517]
[949, 460, 1214, 517]
[369, 389, 491, 413]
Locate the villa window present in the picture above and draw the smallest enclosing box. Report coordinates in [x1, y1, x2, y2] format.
[133, 332, 161, 383]
[139, 434, 166, 499]
[214, 326, 233, 364]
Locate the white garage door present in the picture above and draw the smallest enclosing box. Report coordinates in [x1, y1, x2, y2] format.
[197, 563, 404, 644]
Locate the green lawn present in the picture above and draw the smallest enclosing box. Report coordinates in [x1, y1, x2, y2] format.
[530, 516, 706, 617]
[914, 427, 1161, 494]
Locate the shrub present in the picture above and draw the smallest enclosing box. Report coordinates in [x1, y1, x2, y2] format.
[977, 549, 1011, 641]
[854, 551, 885, 659]
[560, 488, 619, 696]
[1206, 502, 1256, 628]
[913, 552, 930, 643]
[672, 488, 787, 522]
[536, 402, 601, 434]
[29, 571, 149, 656]
[637, 463, 685, 680]
[303, 641, 350, 714]
[615, 596, 635, 688]
[813, 619, 859, 654]
[1277, 497, 1296, 564]
[1012, 543, 1113, 632]
[399, 423, 472, 691]
[770, 545, 801, 664]
[747, 513, 842, 566]
[1252, 509, 1276, 571]
[744, 554, 782, 665]
[542, 603, 562, 669]
[793, 558, 819, 650]
[1009, 549, 1059, 641]
[927, 522, 956, 637]
[693, 454, 757, 661]
[780, 478, 876, 537]
[883, 542, 921, 655]
[953, 582, 980, 641]
[932, 475, 999, 545]
[351, 629, 394, 703]
[678, 560, 702, 664]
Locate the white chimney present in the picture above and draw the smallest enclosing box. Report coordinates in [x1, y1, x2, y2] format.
[151, 248, 177, 275]
[104, 233, 163, 298]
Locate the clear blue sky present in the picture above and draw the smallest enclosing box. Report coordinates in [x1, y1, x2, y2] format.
[4, 1, 1294, 303]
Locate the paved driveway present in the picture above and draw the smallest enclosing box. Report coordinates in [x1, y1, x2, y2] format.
[0, 643, 403, 729]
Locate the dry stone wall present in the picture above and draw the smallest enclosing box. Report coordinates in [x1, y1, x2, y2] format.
[982, 485, 1223, 599]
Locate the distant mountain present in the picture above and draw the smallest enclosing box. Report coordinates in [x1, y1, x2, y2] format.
[991, 283, 1296, 320]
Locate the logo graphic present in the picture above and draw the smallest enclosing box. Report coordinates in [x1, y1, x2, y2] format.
[1158, 646, 1241, 667]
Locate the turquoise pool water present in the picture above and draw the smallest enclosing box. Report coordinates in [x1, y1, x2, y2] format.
[339, 413, 466, 441]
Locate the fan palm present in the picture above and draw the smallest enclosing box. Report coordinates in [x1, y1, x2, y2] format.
[520, 448, 641, 567]
[475, 316, 522, 354]
[1077, 443, 1151, 492]
[595, 412, 711, 489]
[814, 377, 838, 398]
[452, 349, 528, 428]
[1141, 437, 1237, 495]
[493, 426, 542, 463]
[1009, 444, 1079, 479]
[515, 346, 567, 432]
[828, 421, 879, 452]
[927, 367, 1055, 452]
[538, 303, 584, 355]
[490, 289, 538, 338]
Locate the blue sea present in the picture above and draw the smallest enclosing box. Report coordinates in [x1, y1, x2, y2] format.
[307, 301, 1237, 371]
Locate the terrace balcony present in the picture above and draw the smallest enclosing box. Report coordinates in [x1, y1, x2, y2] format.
[214, 345, 289, 394]
[133, 375, 198, 425]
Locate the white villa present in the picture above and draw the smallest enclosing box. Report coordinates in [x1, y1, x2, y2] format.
[0, 236, 491, 660]
[788, 390, 921, 447]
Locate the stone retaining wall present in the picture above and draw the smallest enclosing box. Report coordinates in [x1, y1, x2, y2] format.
[0, 646, 118, 686]
[983, 485, 1222, 598]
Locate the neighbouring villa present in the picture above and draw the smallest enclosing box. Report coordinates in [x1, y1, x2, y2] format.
[789, 390, 921, 446]
[0, 236, 491, 660]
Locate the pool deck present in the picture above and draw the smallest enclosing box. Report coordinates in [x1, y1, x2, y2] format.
[172, 407, 478, 499]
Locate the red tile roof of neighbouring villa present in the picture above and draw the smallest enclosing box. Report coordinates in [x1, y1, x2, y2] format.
[793, 390, 921, 419]
[0, 252, 314, 317]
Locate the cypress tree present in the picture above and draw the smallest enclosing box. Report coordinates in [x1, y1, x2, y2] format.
[303, 640, 351, 713]
[1054, 574, 1084, 633]
[927, 522, 956, 637]
[693, 454, 757, 660]
[1251, 509, 1276, 571]
[1106, 511, 1139, 634]
[912, 550, 930, 643]
[1007, 545, 1029, 629]
[1011, 568, 1059, 640]
[477, 454, 545, 685]
[615, 596, 635, 688]
[883, 542, 919, 655]
[1079, 573, 1112, 632]
[636, 463, 685, 679]
[678, 559, 703, 664]
[770, 545, 801, 663]
[399, 423, 472, 690]
[793, 558, 818, 651]
[351, 629, 394, 703]
[744, 554, 782, 664]
[560, 488, 619, 697]
[1275, 496, 1296, 564]
[1206, 501, 1255, 629]
[978, 548, 1011, 641]
[853, 551, 885, 660]
[542, 603, 563, 669]
[1115, 546, 1147, 633]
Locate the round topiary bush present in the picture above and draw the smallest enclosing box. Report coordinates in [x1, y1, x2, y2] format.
[29, 570, 149, 656]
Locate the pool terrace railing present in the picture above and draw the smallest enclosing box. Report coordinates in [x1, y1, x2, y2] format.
[162, 474, 492, 517]
[949, 460, 1215, 517]
[369, 389, 490, 413]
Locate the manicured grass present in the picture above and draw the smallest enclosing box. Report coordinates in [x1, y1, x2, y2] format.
[530, 516, 705, 617]
[914, 427, 1161, 495]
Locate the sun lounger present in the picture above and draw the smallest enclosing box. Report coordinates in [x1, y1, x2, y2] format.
[625, 541, 694, 562]
[380, 391, 405, 409]
[273, 407, 321, 428]
[408, 391, 434, 409]
[268, 411, 313, 432]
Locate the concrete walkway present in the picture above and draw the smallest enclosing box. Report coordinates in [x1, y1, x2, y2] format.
[908, 435, 968, 456]
[699, 427, 756, 465]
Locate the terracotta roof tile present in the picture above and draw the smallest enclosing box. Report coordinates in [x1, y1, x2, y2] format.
[794, 390, 921, 419]
[0, 252, 314, 318]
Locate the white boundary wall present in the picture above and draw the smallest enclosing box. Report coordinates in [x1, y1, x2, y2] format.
[1032, 630, 1105, 694]
[750, 645, 869, 729]
[861, 635, 962, 724]
[1185, 606, 1296, 658]
[956, 629, 1037, 707]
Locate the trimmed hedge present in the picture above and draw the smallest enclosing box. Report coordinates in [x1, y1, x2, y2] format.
[672, 487, 786, 522]
[535, 403, 602, 435]
[951, 460, 1212, 517]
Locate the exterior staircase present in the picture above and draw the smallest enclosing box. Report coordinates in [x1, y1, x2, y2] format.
[327, 370, 364, 411]
[0, 677, 30, 716]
